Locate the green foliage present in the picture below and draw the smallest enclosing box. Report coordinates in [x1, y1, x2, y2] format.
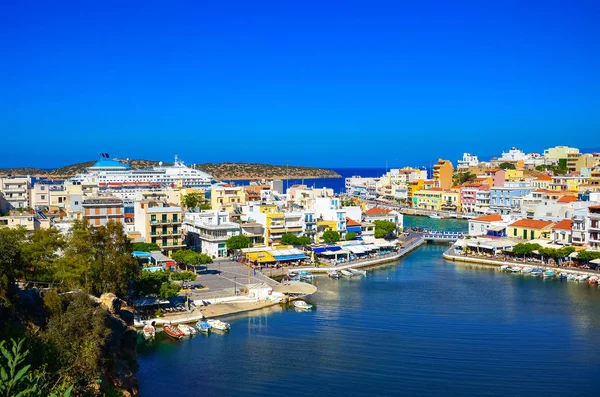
[199, 202, 211, 211]
[511, 243, 542, 257]
[131, 242, 160, 252]
[21, 228, 65, 282]
[226, 235, 251, 250]
[43, 290, 64, 317]
[498, 162, 516, 170]
[280, 233, 298, 245]
[159, 282, 180, 299]
[171, 249, 213, 265]
[296, 236, 312, 245]
[170, 271, 197, 281]
[373, 220, 397, 239]
[535, 160, 568, 175]
[576, 250, 600, 262]
[154, 308, 163, 318]
[345, 232, 357, 241]
[322, 229, 340, 244]
[183, 192, 203, 211]
[537, 246, 575, 260]
[453, 172, 477, 186]
[0, 338, 73, 397]
[135, 271, 170, 296]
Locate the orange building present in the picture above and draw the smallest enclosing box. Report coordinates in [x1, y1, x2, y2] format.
[82, 197, 124, 228]
[433, 158, 454, 190]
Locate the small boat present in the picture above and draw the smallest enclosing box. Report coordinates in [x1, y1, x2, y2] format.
[576, 275, 588, 282]
[195, 320, 211, 333]
[521, 267, 533, 274]
[163, 323, 185, 339]
[328, 270, 340, 279]
[142, 323, 156, 340]
[429, 213, 442, 219]
[292, 300, 313, 311]
[206, 319, 231, 331]
[558, 273, 568, 280]
[297, 270, 313, 281]
[500, 265, 511, 272]
[511, 266, 522, 273]
[543, 270, 555, 278]
[530, 268, 543, 277]
[178, 323, 197, 336]
[348, 268, 367, 276]
[567, 274, 577, 281]
[340, 269, 354, 277]
[588, 276, 599, 284]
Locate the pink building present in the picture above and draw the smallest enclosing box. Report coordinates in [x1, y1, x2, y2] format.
[483, 168, 505, 187]
[460, 183, 490, 214]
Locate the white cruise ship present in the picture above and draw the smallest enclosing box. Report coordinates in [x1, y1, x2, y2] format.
[69, 155, 214, 189]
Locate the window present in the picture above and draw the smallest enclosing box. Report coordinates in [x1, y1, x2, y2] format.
[513, 228, 517, 237]
[41, 195, 46, 200]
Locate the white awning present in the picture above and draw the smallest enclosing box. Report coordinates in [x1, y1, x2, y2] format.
[590, 258, 600, 265]
[488, 225, 506, 232]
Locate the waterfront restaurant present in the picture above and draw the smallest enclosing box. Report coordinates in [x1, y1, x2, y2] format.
[460, 237, 517, 256]
[242, 246, 307, 267]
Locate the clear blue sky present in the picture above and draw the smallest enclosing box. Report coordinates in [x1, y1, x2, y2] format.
[1, 0, 599, 169]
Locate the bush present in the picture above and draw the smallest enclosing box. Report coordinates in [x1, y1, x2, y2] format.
[159, 282, 180, 299]
[170, 271, 197, 281]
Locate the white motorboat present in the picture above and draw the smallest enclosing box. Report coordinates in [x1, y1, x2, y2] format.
[348, 268, 367, 276]
[511, 266, 522, 273]
[340, 270, 354, 277]
[292, 300, 313, 311]
[576, 275, 588, 282]
[328, 270, 340, 279]
[521, 267, 533, 274]
[588, 276, 599, 284]
[177, 323, 197, 336]
[142, 323, 156, 340]
[567, 274, 577, 281]
[206, 319, 231, 331]
[500, 265, 511, 272]
[429, 213, 442, 219]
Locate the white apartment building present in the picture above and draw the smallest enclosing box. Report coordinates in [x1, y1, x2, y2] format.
[0, 176, 31, 209]
[183, 211, 241, 258]
[457, 153, 480, 170]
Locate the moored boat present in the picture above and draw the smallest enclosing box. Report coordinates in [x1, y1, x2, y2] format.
[543, 270, 555, 278]
[429, 213, 441, 219]
[178, 323, 197, 336]
[348, 268, 367, 276]
[328, 270, 340, 279]
[297, 270, 313, 281]
[340, 269, 354, 277]
[142, 323, 156, 340]
[500, 265, 511, 272]
[207, 319, 231, 331]
[575, 275, 588, 282]
[292, 300, 313, 311]
[163, 323, 185, 339]
[521, 266, 533, 274]
[588, 276, 599, 284]
[559, 272, 568, 280]
[530, 268, 543, 277]
[511, 266, 522, 273]
[195, 320, 211, 333]
[567, 274, 577, 281]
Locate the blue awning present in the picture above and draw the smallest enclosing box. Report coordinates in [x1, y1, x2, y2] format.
[272, 254, 307, 261]
[327, 246, 342, 252]
[133, 251, 152, 257]
[346, 226, 362, 233]
[312, 247, 326, 253]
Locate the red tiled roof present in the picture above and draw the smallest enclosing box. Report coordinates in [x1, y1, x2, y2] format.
[557, 196, 577, 203]
[552, 219, 573, 231]
[536, 176, 552, 181]
[346, 217, 361, 226]
[509, 219, 554, 229]
[472, 214, 502, 222]
[365, 208, 391, 215]
[425, 187, 443, 191]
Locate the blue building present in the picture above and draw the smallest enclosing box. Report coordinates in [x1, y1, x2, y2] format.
[490, 183, 534, 215]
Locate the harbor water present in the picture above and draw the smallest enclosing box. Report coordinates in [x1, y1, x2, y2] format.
[403, 214, 468, 233]
[137, 244, 600, 396]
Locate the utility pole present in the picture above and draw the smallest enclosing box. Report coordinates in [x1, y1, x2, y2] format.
[286, 160, 289, 192]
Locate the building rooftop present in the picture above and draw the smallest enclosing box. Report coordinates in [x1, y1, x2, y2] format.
[346, 217, 361, 226]
[557, 196, 578, 203]
[146, 206, 182, 213]
[472, 214, 503, 222]
[552, 219, 573, 231]
[365, 208, 391, 216]
[509, 219, 554, 229]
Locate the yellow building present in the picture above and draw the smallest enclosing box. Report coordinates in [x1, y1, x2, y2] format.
[507, 219, 554, 240]
[532, 176, 552, 190]
[433, 159, 454, 190]
[544, 146, 579, 160]
[504, 169, 524, 181]
[413, 188, 444, 211]
[211, 185, 246, 212]
[134, 202, 184, 256]
[441, 189, 461, 212]
[265, 212, 285, 245]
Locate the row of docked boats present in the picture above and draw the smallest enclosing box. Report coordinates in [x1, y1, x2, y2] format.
[142, 319, 231, 340]
[499, 265, 600, 284]
[328, 268, 367, 279]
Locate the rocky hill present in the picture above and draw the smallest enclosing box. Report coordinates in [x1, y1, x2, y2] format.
[0, 160, 340, 180]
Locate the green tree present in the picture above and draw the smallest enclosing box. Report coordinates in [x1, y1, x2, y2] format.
[511, 243, 541, 258]
[345, 232, 357, 241]
[199, 202, 211, 210]
[226, 235, 251, 250]
[498, 162, 516, 170]
[183, 193, 202, 211]
[53, 221, 94, 292]
[0, 227, 27, 306]
[170, 271, 198, 281]
[296, 236, 312, 246]
[135, 271, 170, 296]
[159, 282, 181, 299]
[280, 233, 298, 245]
[131, 242, 160, 252]
[453, 172, 477, 186]
[373, 220, 397, 239]
[21, 227, 65, 282]
[322, 230, 340, 244]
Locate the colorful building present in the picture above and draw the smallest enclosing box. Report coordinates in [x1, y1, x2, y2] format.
[507, 219, 554, 240]
[82, 197, 124, 228]
[433, 159, 454, 190]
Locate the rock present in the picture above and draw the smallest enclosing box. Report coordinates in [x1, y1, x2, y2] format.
[100, 293, 121, 314]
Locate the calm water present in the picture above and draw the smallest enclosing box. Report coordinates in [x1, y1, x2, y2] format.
[403, 215, 468, 233]
[137, 244, 600, 396]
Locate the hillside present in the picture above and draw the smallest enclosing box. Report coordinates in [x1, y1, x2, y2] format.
[0, 160, 340, 180]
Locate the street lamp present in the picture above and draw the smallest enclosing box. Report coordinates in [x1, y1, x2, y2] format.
[234, 276, 237, 295]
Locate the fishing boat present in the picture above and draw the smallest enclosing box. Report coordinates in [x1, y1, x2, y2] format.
[142, 323, 156, 340]
[195, 320, 211, 333]
[567, 274, 577, 281]
[340, 269, 354, 277]
[521, 266, 533, 274]
[576, 275, 588, 282]
[207, 319, 231, 331]
[511, 266, 522, 273]
[500, 265, 511, 272]
[297, 270, 313, 281]
[162, 323, 185, 339]
[178, 323, 197, 336]
[588, 276, 599, 284]
[543, 270, 555, 278]
[328, 270, 340, 279]
[558, 273, 568, 280]
[348, 268, 367, 276]
[530, 268, 543, 277]
[292, 300, 313, 311]
[429, 213, 442, 219]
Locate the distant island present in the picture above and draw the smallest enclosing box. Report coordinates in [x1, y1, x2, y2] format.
[0, 159, 341, 180]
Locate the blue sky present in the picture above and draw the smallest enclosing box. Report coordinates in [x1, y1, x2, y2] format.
[1, 0, 599, 169]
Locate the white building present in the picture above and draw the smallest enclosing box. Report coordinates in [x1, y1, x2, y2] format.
[314, 197, 347, 235]
[499, 147, 528, 162]
[0, 176, 31, 209]
[183, 211, 241, 258]
[457, 153, 480, 170]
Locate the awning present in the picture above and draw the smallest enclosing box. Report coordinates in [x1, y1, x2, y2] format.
[132, 251, 152, 258]
[247, 252, 276, 263]
[591, 259, 600, 265]
[312, 247, 326, 254]
[346, 226, 362, 233]
[272, 254, 307, 261]
[488, 225, 506, 232]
